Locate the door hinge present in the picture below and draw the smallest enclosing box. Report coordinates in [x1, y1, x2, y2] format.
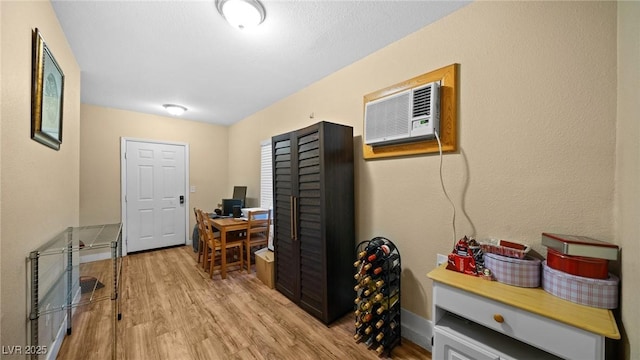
[125, 195, 127, 202]
[124, 152, 127, 159]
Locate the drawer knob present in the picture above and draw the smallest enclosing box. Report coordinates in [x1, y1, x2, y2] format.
[493, 314, 504, 323]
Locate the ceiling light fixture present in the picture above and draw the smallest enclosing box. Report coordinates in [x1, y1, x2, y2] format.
[216, 0, 266, 30]
[163, 104, 188, 116]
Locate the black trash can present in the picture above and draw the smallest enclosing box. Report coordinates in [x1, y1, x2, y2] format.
[192, 224, 199, 252]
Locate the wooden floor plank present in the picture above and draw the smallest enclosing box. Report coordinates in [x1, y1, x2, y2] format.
[56, 245, 432, 359]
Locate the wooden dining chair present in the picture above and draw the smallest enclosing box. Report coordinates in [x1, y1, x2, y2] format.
[242, 210, 271, 273]
[202, 214, 244, 279]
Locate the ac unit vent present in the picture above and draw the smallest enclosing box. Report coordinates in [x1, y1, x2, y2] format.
[364, 81, 440, 146]
[413, 85, 432, 117]
[365, 91, 411, 142]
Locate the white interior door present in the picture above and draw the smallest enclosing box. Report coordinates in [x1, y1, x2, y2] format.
[124, 139, 188, 253]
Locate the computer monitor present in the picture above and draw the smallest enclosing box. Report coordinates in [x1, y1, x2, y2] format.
[221, 198, 242, 217]
[232, 186, 247, 207]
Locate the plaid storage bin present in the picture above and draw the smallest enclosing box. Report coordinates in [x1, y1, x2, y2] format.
[542, 261, 619, 309]
[483, 253, 541, 288]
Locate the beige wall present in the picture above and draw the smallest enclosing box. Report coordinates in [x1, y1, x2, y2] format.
[615, 1, 640, 358]
[80, 104, 229, 233]
[1, 0, 81, 349]
[1, 0, 635, 357]
[229, 0, 625, 340]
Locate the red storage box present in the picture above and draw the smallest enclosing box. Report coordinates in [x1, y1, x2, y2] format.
[546, 248, 608, 279]
[479, 239, 530, 259]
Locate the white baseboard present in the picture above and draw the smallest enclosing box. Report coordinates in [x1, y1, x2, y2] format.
[45, 317, 66, 360]
[400, 307, 433, 353]
[46, 287, 81, 360]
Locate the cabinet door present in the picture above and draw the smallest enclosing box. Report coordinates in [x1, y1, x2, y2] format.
[295, 128, 325, 319]
[273, 134, 298, 301]
[434, 325, 499, 360]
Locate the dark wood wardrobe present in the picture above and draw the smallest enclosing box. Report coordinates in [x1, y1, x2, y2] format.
[272, 121, 355, 324]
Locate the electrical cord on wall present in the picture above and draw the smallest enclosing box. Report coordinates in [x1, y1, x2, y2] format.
[434, 130, 457, 248]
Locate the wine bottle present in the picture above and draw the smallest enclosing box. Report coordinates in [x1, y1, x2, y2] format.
[354, 321, 367, 335]
[374, 308, 399, 329]
[353, 329, 371, 343]
[374, 288, 399, 303]
[356, 297, 373, 313]
[368, 266, 399, 281]
[365, 237, 386, 251]
[386, 252, 401, 269]
[354, 259, 362, 268]
[360, 275, 373, 285]
[375, 293, 400, 315]
[375, 316, 399, 330]
[369, 302, 384, 316]
[363, 286, 376, 297]
[353, 278, 378, 294]
[355, 286, 367, 299]
[375, 280, 399, 297]
[367, 241, 397, 262]
[359, 238, 386, 260]
[364, 335, 376, 348]
[360, 300, 374, 311]
[374, 269, 400, 288]
[364, 325, 374, 335]
[360, 312, 376, 323]
[375, 325, 399, 342]
[374, 328, 399, 354]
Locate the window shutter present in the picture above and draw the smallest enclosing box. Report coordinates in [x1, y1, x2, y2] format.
[260, 139, 273, 211]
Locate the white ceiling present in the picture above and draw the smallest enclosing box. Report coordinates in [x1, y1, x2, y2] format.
[52, 0, 470, 126]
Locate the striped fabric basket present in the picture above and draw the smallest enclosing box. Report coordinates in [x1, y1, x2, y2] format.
[542, 261, 619, 309]
[483, 253, 541, 288]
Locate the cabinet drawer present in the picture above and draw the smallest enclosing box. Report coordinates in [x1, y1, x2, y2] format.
[434, 283, 603, 360]
[435, 313, 562, 360]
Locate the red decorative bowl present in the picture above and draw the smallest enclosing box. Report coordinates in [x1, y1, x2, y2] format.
[546, 248, 608, 279]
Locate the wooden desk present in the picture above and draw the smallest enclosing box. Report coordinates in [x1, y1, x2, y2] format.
[210, 217, 248, 279]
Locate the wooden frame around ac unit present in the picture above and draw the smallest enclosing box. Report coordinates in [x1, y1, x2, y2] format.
[362, 63, 458, 160]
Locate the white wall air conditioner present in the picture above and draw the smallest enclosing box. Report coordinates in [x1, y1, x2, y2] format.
[364, 81, 440, 146]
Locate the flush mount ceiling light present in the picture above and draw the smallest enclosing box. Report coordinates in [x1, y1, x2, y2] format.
[163, 104, 188, 116]
[216, 0, 266, 30]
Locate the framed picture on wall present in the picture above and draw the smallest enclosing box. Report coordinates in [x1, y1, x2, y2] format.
[31, 28, 65, 150]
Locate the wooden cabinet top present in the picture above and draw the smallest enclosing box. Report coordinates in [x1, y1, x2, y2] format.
[427, 265, 620, 339]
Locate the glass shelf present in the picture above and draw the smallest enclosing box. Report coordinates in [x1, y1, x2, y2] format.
[29, 223, 122, 360]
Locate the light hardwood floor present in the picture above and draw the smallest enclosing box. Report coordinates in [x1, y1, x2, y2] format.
[57, 246, 431, 359]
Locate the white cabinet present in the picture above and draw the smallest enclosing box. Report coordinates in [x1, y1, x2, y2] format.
[428, 265, 619, 360]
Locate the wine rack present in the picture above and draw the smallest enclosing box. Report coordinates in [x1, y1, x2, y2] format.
[353, 237, 401, 357]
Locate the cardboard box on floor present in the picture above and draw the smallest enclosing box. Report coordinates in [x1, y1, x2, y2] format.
[255, 248, 274, 289]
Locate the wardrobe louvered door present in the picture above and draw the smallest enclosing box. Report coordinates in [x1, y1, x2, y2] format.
[272, 121, 355, 324]
[272, 134, 297, 302]
[297, 129, 323, 319]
